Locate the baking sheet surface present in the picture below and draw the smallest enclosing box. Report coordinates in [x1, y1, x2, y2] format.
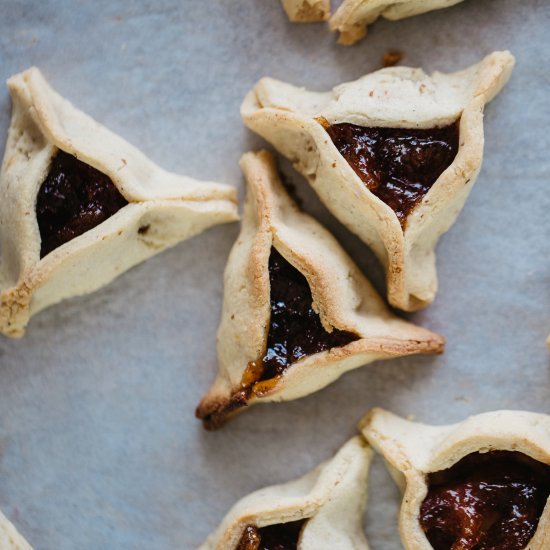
[0, 1, 549, 548]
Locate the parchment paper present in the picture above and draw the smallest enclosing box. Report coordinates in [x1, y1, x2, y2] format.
[0, 1, 549, 548]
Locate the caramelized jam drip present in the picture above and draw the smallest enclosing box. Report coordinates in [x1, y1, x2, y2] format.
[36, 151, 128, 257]
[325, 122, 459, 227]
[420, 451, 550, 550]
[259, 248, 359, 381]
[236, 520, 307, 550]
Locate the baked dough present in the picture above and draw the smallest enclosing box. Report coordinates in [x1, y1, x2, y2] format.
[241, 52, 515, 311]
[360, 408, 550, 549]
[0, 511, 32, 550]
[330, 0, 465, 45]
[199, 436, 372, 549]
[0, 67, 238, 337]
[196, 150, 444, 429]
[281, 0, 330, 22]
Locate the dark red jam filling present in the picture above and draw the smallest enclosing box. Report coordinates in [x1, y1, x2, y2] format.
[236, 520, 307, 550]
[36, 150, 128, 257]
[259, 248, 359, 381]
[420, 451, 550, 550]
[325, 122, 459, 227]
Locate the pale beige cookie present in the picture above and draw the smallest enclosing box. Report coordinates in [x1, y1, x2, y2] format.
[199, 437, 372, 550]
[0, 511, 33, 550]
[196, 150, 443, 429]
[330, 0, 465, 45]
[0, 67, 238, 337]
[281, 0, 330, 22]
[360, 408, 550, 549]
[241, 52, 515, 312]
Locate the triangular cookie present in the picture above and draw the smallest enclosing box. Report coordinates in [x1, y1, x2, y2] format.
[361, 408, 550, 550]
[0, 511, 32, 550]
[330, 0, 466, 45]
[199, 437, 372, 549]
[241, 52, 514, 311]
[0, 68, 238, 337]
[281, 0, 330, 22]
[196, 150, 444, 429]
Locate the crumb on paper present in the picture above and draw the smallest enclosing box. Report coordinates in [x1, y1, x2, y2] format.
[455, 396, 471, 403]
[383, 50, 404, 67]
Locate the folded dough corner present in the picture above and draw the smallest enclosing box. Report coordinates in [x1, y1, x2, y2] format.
[330, 0, 466, 45]
[0, 67, 238, 337]
[241, 51, 515, 312]
[196, 150, 444, 429]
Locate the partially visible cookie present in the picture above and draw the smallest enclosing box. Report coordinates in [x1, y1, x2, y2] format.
[281, 0, 330, 22]
[199, 437, 372, 549]
[330, 0, 465, 45]
[0, 512, 32, 550]
[361, 408, 550, 550]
